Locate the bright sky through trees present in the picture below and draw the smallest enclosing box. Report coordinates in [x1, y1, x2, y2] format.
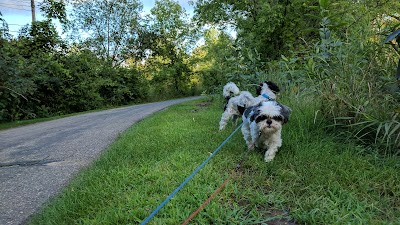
[0, 0, 193, 37]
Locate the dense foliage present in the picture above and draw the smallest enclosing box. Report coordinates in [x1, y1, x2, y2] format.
[0, 19, 149, 121]
[192, 0, 400, 151]
[0, 0, 198, 122]
[0, 0, 399, 150]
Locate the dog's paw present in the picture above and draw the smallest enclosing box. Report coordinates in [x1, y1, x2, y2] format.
[264, 148, 278, 162]
[264, 156, 275, 162]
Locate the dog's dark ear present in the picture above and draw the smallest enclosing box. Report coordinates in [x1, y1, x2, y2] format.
[244, 109, 255, 122]
[278, 103, 292, 124]
[253, 108, 263, 120]
[245, 106, 260, 123]
[255, 83, 263, 95]
[243, 106, 254, 121]
[250, 113, 256, 122]
[266, 81, 280, 93]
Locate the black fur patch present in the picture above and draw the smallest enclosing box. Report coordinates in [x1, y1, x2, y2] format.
[277, 103, 292, 124]
[243, 105, 258, 122]
[255, 83, 263, 95]
[266, 81, 280, 93]
[272, 116, 283, 121]
[255, 115, 268, 123]
[237, 105, 246, 115]
[256, 81, 280, 95]
[223, 96, 231, 111]
[255, 115, 284, 123]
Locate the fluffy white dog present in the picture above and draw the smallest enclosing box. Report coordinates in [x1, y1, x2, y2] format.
[241, 100, 291, 162]
[222, 82, 240, 101]
[219, 81, 280, 131]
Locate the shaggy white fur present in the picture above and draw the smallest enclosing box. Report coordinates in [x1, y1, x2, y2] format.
[222, 82, 240, 99]
[241, 101, 291, 162]
[219, 81, 280, 131]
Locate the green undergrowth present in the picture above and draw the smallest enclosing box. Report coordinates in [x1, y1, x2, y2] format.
[29, 96, 400, 225]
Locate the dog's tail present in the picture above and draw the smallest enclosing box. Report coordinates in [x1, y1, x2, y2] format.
[223, 82, 240, 99]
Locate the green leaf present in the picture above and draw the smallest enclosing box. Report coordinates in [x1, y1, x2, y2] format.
[319, 0, 330, 9]
[388, 123, 400, 138]
[376, 123, 383, 143]
[303, 28, 319, 33]
[305, 13, 321, 20]
[281, 55, 289, 62]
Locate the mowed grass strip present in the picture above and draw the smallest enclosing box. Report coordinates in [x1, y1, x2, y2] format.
[29, 96, 400, 225]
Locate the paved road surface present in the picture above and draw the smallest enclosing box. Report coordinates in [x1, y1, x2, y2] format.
[0, 96, 202, 225]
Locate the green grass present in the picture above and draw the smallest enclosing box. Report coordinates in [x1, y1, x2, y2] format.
[29, 96, 400, 225]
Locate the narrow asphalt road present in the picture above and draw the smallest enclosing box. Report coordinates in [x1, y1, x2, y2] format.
[0, 96, 203, 225]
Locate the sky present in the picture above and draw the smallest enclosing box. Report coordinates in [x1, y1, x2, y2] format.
[0, 0, 194, 37]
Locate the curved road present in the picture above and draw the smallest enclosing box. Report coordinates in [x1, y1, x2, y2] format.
[0, 96, 202, 225]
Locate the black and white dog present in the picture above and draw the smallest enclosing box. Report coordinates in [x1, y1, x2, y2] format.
[241, 100, 291, 162]
[219, 81, 280, 131]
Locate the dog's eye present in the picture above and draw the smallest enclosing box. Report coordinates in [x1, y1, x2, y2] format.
[273, 116, 283, 121]
[256, 115, 268, 123]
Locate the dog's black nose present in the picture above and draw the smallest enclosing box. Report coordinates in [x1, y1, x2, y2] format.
[267, 119, 272, 125]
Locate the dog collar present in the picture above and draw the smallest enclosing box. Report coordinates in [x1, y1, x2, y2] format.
[262, 94, 272, 100]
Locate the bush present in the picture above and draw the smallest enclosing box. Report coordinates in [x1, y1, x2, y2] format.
[265, 25, 399, 152]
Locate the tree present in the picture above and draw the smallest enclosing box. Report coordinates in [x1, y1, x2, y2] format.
[190, 28, 238, 91]
[143, 0, 198, 94]
[69, 0, 143, 66]
[193, 0, 320, 60]
[0, 12, 11, 39]
[39, 0, 68, 25]
[148, 0, 195, 51]
[18, 20, 62, 55]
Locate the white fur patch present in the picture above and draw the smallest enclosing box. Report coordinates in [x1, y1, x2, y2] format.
[241, 100, 290, 162]
[223, 82, 240, 98]
[262, 83, 277, 99]
[257, 101, 281, 117]
[219, 81, 279, 130]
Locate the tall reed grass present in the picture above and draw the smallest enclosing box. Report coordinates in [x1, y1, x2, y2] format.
[261, 23, 399, 153]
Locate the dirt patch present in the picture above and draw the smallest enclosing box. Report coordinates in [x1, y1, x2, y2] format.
[236, 199, 297, 225]
[197, 102, 211, 107]
[188, 100, 213, 113]
[262, 209, 297, 225]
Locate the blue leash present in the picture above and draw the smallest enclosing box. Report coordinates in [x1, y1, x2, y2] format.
[140, 120, 247, 225]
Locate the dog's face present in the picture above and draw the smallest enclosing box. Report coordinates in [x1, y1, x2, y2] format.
[249, 101, 291, 133]
[255, 114, 284, 133]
